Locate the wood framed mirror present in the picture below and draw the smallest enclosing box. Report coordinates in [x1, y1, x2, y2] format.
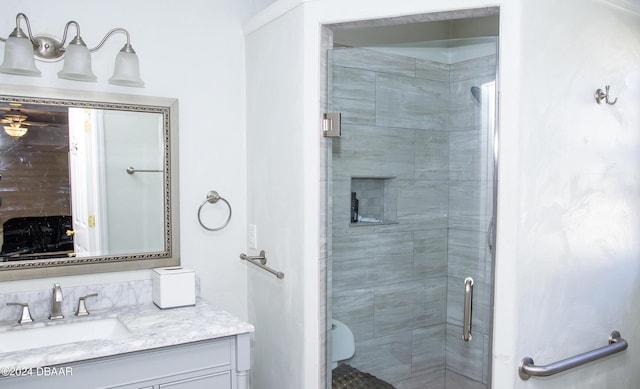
[0, 84, 179, 280]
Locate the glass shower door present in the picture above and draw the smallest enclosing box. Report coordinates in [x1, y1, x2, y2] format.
[327, 36, 498, 388]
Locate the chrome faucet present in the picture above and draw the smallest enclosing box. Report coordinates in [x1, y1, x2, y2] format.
[76, 293, 98, 316]
[6, 302, 33, 324]
[49, 283, 64, 320]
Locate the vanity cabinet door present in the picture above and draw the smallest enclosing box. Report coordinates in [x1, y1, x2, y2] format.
[158, 371, 232, 388]
[115, 370, 232, 389]
[0, 336, 245, 389]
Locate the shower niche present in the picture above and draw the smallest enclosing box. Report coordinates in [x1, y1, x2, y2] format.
[349, 177, 397, 226]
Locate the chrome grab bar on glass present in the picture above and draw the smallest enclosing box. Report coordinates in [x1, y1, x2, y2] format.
[519, 331, 628, 380]
[462, 277, 474, 342]
[126, 166, 162, 174]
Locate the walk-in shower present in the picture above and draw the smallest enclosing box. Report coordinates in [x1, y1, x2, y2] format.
[325, 13, 499, 389]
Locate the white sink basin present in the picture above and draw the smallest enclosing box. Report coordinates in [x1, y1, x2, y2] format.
[0, 318, 130, 353]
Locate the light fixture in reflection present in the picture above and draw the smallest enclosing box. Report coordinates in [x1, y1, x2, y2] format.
[2, 114, 29, 138]
[0, 13, 144, 87]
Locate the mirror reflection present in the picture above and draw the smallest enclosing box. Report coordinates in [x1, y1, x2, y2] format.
[0, 98, 169, 263]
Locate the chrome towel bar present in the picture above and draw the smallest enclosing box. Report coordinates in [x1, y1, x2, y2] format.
[519, 331, 628, 380]
[240, 250, 284, 279]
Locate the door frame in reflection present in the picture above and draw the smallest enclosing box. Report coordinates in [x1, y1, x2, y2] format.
[69, 108, 107, 256]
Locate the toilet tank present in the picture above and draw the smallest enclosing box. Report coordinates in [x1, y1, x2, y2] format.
[331, 319, 355, 363]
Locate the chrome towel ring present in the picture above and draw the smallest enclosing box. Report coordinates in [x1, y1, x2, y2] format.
[198, 191, 232, 231]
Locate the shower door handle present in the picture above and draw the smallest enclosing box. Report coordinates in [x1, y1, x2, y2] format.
[462, 277, 474, 342]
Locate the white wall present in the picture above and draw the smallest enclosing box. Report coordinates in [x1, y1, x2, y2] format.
[245, 5, 314, 388]
[0, 0, 250, 320]
[501, 0, 640, 387]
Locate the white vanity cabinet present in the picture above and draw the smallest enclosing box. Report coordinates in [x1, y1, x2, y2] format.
[1, 333, 250, 389]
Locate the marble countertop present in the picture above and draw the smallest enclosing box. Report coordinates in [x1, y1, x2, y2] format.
[0, 299, 254, 370]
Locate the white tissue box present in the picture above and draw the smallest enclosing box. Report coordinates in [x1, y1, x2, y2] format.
[152, 267, 196, 309]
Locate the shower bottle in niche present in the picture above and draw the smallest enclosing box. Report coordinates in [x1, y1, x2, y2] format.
[351, 192, 359, 223]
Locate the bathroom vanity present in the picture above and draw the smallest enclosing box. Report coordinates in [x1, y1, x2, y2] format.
[0, 85, 255, 387]
[0, 299, 254, 389]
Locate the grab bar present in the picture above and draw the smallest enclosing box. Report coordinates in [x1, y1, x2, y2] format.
[126, 166, 162, 174]
[519, 331, 628, 380]
[462, 277, 474, 342]
[240, 250, 284, 279]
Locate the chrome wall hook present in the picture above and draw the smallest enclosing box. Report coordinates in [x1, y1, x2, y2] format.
[595, 85, 618, 105]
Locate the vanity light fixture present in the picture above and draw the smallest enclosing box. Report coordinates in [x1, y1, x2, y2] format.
[0, 13, 144, 87]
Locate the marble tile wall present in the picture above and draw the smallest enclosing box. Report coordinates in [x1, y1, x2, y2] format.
[0, 276, 202, 324]
[0, 280, 153, 323]
[329, 47, 496, 388]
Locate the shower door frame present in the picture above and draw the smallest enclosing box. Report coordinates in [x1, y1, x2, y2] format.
[321, 7, 500, 389]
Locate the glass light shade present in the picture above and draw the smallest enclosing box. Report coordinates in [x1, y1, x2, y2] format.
[58, 43, 97, 82]
[0, 35, 41, 76]
[109, 51, 144, 87]
[3, 125, 28, 138]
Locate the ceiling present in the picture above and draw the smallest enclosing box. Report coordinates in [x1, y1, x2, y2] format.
[333, 15, 499, 48]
